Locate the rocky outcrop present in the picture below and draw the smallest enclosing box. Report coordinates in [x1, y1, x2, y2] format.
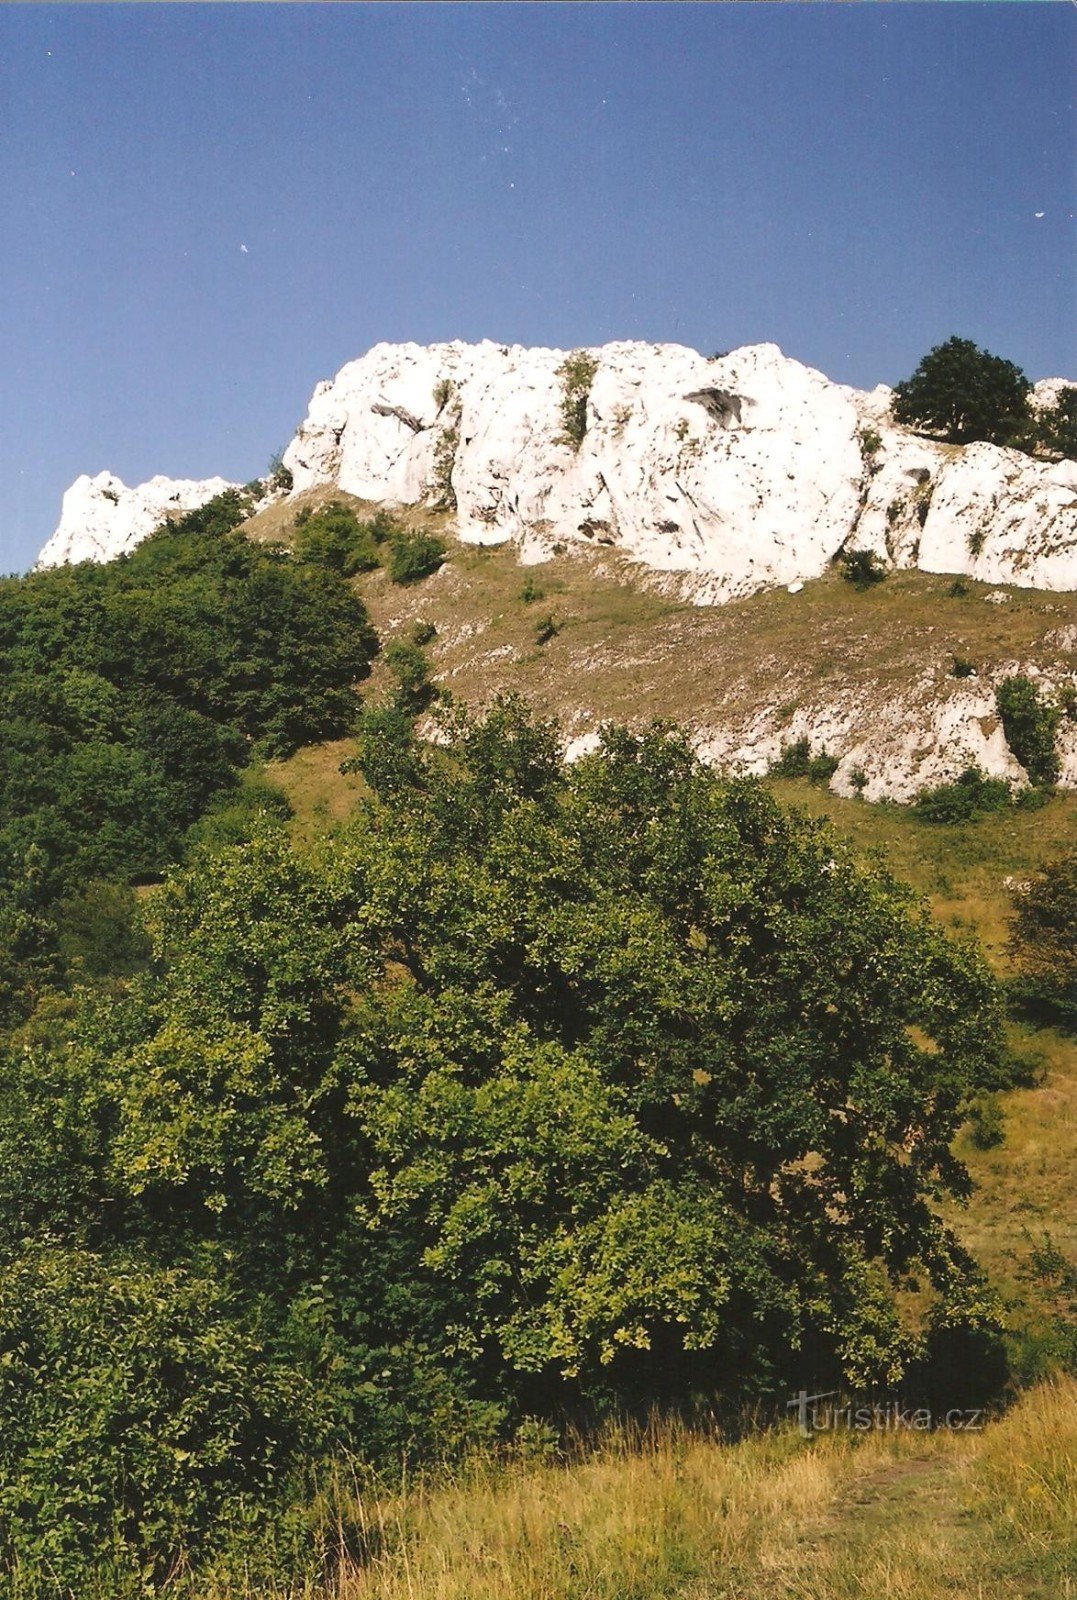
[281, 339, 1076, 600]
[36, 470, 236, 569]
[40, 341, 1076, 598]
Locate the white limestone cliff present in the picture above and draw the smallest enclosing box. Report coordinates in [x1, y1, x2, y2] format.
[281, 339, 1077, 600]
[41, 341, 1077, 597]
[36, 470, 237, 569]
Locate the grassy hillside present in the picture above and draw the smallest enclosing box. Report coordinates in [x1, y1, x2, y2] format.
[248, 488, 1077, 755]
[192, 1377, 1076, 1600]
[263, 497, 1076, 1381]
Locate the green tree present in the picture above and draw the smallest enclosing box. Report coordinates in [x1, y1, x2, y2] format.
[891, 336, 1030, 446]
[995, 674, 1061, 786]
[1008, 851, 1077, 1034]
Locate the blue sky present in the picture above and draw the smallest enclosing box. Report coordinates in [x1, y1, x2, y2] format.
[1, 3, 1073, 572]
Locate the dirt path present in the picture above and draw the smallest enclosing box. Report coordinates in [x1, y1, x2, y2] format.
[698, 1444, 1063, 1600]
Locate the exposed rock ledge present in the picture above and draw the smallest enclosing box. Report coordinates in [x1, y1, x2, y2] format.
[37, 470, 236, 569]
[39, 341, 1077, 599]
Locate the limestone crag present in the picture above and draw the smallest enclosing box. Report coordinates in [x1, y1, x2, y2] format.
[37, 470, 237, 569]
[39, 340, 1077, 597]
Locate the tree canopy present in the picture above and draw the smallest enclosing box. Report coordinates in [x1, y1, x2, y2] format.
[891, 336, 1031, 446]
[0, 697, 1013, 1587]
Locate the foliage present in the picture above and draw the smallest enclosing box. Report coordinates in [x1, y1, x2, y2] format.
[772, 738, 839, 786]
[386, 529, 448, 586]
[556, 351, 598, 451]
[384, 638, 437, 715]
[950, 655, 975, 679]
[0, 697, 1016, 1584]
[0, 494, 375, 1017]
[0, 1245, 320, 1588]
[913, 766, 1013, 825]
[533, 612, 560, 645]
[1029, 386, 1077, 460]
[520, 574, 544, 605]
[838, 548, 887, 589]
[967, 1093, 1006, 1150]
[891, 337, 1031, 447]
[1007, 851, 1077, 1034]
[410, 618, 437, 647]
[995, 675, 1061, 787]
[293, 503, 382, 575]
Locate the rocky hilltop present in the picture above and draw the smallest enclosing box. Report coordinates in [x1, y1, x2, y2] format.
[38, 469, 237, 569]
[39, 340, 1077, 598]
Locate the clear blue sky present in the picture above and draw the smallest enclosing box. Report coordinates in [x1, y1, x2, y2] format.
[2, 2, 1073, 572]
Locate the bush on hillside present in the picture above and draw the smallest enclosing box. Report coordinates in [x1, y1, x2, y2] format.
[913, 766, 1013, 824]
[386, 529, 448, 585]
[1008, 851, 1077, 1034]
[292, 502, 381, 575]
[995, 675, 1061, 787]
[839, 547, 887, 588]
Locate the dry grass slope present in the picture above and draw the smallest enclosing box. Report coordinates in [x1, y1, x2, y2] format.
[195, 1379, 1075, 1600]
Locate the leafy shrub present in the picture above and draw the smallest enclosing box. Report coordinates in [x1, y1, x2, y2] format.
[838, 548, 886, 588]
[533, 613, 559, 645]
[913, 766, 1013, 824]
[387, 529, 448, 585]
[947, 578, 970, 598]
[772, 738, 837, 784]
[995, 675, 1061, 786]
[951, 655, 976, 679]
[0, 1247, 319, 1587]
[384, 638, 436, 715]
[772, 737, 811, 777]
[891, 337, 1031, 446]
[1008, 851, 1077, 1033]
[410, 618, 437, 647]
[807, 750, 840, 785]
[520, 573, 544, 605]
[556, 351, 598, 450]
[293, 503, 380, 575]
[968, 1093, 1005, 1149]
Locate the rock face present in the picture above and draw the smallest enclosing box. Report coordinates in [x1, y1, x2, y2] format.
[281, 339, 1077, 600]
[36, 470, 236, 569]
[39, 340, 1076, 596]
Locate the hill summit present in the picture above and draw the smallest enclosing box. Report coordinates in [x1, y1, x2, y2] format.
[38, 340, 1077, 598]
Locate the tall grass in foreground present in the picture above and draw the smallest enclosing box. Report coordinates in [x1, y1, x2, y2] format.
[182, 1377, 1076, 1600]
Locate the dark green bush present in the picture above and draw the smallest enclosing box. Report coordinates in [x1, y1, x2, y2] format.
[838, 548, 887, 588]
[292, 503, 380, 575]
[995, 675, 1061, 786]
[1008, 851, 1077, 1034]
[386, 530, 448, 585]
[967, 1093, 1005, 1149]
[913, 766, 1013, 824]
